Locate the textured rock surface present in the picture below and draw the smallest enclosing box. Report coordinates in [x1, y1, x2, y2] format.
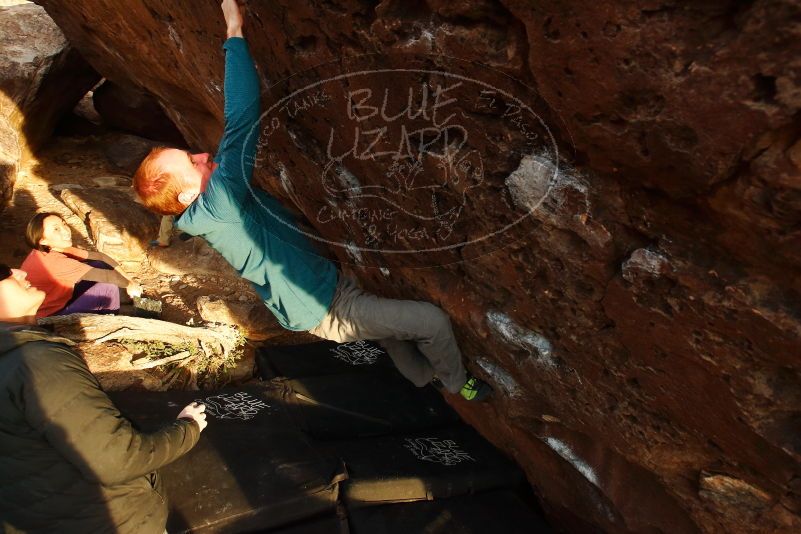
[93, 80, 186, 145]
[196, 295, 285, 341]
[101, 132, 161, 175]
[0, 2, 98, 211]
[0, 121, 17, 211]
[78, 342, 165, 392]
[35, 1, 801, 533]
[59, 186, 160, 263]
[147, 235, 241, 278]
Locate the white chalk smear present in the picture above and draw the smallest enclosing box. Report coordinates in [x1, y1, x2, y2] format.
[345, 241, 363, 262]
[167, 24, 183, 53]
[477, 358, 522, 398]
[621, 248, 670, 283]
[505, 152, 612, 249]
[544, 437, 599, 486]
[486, 310, 555, 368]
[276, 163, 305, 210]
[542, 438, 617, 522]
[505, 153, 553, 211]
[505, 152, 587, 213]
[402, 27, 436, 49]
[336, 165, 362, 194]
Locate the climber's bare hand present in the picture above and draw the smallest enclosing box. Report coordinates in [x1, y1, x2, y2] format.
[221, 0, 244, 39]
[126, 282, 143, 299]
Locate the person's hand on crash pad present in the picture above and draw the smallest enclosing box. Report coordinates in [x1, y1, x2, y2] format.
[178, 401, 208, 432]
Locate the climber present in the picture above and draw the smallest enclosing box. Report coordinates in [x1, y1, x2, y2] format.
[133, 0, 491, 401]
[20, 212, 143, 317]
[0, 263, 207, 533]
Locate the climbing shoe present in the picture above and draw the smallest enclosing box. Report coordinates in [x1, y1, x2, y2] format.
[459, 375, 493, 402]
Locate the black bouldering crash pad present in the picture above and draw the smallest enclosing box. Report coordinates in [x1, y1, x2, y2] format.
[111, 383, 294, 432]
[257, 340, 395, 380]
[110, 385, 346, 534]
[326, 424, 523, 506]
[279, 372, 460, 440]
[249, 508, 350, 534]
[347, 490, 551, 533]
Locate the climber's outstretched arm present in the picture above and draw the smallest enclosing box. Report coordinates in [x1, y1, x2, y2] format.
[217, 0, 259, 159]
[202, 0, 261, 214]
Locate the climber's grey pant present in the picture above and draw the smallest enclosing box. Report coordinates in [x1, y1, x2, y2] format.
[307, 273, 467, 393]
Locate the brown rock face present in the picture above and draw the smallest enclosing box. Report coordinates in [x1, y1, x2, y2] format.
[0, 123, 16, 211]
[196, 295, 285, 342]
[92, 80, 186, 145]
[34, 1, 801, 533]
[0, 2, 99, 211]
[101, 132, 161, 175]
[147, 235, 240, 278]
[59, 186, 160, 264]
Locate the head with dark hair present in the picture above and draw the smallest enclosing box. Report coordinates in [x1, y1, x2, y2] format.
[25, 212, 72, 252]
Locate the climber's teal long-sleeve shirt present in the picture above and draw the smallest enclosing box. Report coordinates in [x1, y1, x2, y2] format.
[175, 37, 337, 331]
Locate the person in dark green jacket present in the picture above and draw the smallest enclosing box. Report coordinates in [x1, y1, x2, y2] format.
[0, 263, 207, 533]
[133, 0, 492, 402]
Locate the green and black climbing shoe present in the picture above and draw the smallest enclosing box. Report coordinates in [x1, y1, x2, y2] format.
[459, 375, 493, 402]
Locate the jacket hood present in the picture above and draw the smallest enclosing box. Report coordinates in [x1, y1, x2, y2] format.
[0, 325, 74, 356]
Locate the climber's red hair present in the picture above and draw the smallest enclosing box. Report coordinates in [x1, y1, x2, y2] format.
[133, 147, 186, 216]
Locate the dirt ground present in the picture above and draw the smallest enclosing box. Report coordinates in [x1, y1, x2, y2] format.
[1, 132, 249, 325]
[2, 131, 317, 390]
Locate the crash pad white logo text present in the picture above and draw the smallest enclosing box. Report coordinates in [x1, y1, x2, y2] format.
[197, 392, 269, 421]
[404, 437, 476, 466]
[330, 340, 384, 365]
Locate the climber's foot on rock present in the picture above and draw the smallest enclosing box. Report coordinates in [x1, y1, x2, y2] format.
[459, 375, 493, 402]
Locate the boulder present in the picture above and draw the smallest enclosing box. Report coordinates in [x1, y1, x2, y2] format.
[59, 186, 160, 263]
[0, 121, 18, 209]
[78, 342, 165, 392]
[147, 234, 240, 278]
[34, 1, 801, 532]
[102, 132, 161, 175]
[93, 80, 186, 145]
[197, 295, 284, 341]
[224, 344, 257, 384]
[41, 313, 249, 391]
[0, 2, 99, 211]
[55, 86, 107, 137]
